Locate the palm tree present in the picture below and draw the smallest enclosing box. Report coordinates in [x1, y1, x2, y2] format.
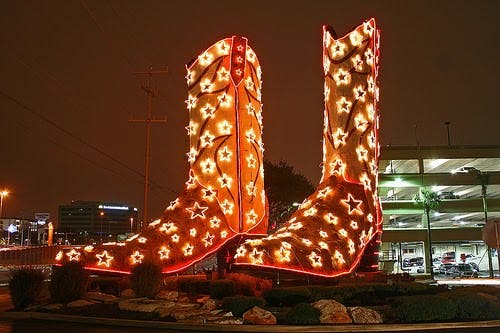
[414, 189, 441, 278]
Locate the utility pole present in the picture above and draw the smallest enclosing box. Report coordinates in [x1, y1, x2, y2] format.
[129, 66, 168, 230]
[445, 121, 451, 147]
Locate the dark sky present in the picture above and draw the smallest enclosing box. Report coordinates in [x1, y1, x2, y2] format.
[1, 0, 499, 223]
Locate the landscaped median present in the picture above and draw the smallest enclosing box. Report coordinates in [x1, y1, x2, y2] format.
[4, 262, 500, 328]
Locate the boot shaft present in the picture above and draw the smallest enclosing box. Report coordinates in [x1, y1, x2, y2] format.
[185, 36, 266, 234]
[321, 19, 381, 194]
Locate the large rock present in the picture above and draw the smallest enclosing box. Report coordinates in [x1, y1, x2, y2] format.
[312, 299, 352, 324]
[243, 306, 277, 325]
[349, 306, 383, 324]
[86, 291, 119, 303]
[157, 290, 179, 301]
[201, 298, 217, 311]
[172, 308, 210, 320]
[154, 303, 178, 318]
[40, 303, 64, 311]
[120, 289, 136, 298]
[118, 298, 168, 313]
[67, 299, 97, 308]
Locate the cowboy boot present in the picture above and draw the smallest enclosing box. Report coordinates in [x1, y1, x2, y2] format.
[57, 36, 268, 273]
[234, 19, 382, 277]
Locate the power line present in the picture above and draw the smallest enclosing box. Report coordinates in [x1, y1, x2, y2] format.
[0, 89, 178, 196]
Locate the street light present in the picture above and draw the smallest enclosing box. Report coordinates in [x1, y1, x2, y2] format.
[457, 167, 494, 278]
[0, 190, 9, 219]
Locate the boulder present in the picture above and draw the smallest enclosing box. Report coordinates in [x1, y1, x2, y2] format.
[172, 308, 210, 320]
[154, 303, 177, 318]
[86, 291, 119, 303]
[177, 296, 191, 303]
[157, 290, 179, 301]
[118, 298, 167, 313]
[349, 306, 383, 324]
[312, 299, 352, 324]
[201, 298, 217, 311]
[67, 299, 97, 308]
[242, 306, 277, 325]
[40, 303, 64, 311]
[120, 289, 136, 298]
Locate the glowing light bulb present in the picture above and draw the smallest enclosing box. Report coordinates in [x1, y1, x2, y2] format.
[235, 245, 247, 258]
[333, 128, 348, 148]
[201, 103, 216, 119]
[330, 40, 346, 58]
[217, 67, 230, 81]
[308, 252, 322, 268]
[186, 202, 208, 219]
[185, 94, 197, 110]
[218, 92, 232, 107]
[183, 243, 194, 256]
[158, 246, 170, 260]
[304, 207, 317, 217]
[218, 146, 232, 162]
[200, 78, 214, 93]
[198, 51, 213, 66]
[336, 96, 352, 114]
[217, 120, 232, 135]
[202, 232, 215, 247]
[190, 228, 197, 237]
[171, 234, 180, 242]
[246, 154, 257, 168]
[221, 199, 234, 215]
[249, 248, 264, 264]
[218, 173, 233, 189]
[209, 216, 221, 228]
[246, 209, 258, 225]
[201, 131, 215, 148]
[96, 251, 113, 267]
[66, 249, 81, 262]
[334, 68, 351, 86]
[319, 241, 329, 250]
[350, 30, 363, 46]
[130, 251, 144, 264]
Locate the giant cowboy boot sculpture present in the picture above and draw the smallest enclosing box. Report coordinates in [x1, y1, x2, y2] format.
[57, 36, 268, 273]
[234, 19, 382, 277]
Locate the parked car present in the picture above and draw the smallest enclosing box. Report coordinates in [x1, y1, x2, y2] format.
[438, 191, 460, 199]
[437, 263, 455, 274]
[403, 257, 424, 268]
[447, 263, 479, 278]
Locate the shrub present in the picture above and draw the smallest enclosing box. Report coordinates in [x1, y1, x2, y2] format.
[222, 296, 265, 317]
[179, 280, 210, 295]
[285, 303, 320, 325]
[49, 262, 89, 304]
[263, 286, 312, 306]
[393, 294, 458, 323]
[209, 280, 235, 299]
[130, 261, 163, 298]
[226, 273, 272, 296]
[448, 291, 500, 321]
[8, 266, 45, 310]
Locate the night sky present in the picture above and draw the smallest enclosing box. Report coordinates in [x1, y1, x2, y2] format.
[1, 1, 499, 223]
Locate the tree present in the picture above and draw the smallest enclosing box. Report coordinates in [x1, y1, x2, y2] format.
[414, 189, 441, 278]
[264, 160, 315, 231]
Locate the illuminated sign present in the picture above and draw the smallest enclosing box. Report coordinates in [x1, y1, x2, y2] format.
[98, 205, 130, 211]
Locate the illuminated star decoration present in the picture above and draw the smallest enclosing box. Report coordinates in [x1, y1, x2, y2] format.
[96, 251, 113, 267]
[186, 202, 208, 219]
[158, 247, 170, 260]
[131, 251, 144, 264]
[341, 194, 363, 215]
[66, 249, 81, 261]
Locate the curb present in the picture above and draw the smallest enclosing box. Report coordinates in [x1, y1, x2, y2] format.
[1, 312, 500, 332]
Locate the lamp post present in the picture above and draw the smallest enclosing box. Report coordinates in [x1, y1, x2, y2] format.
[460, 167, 494, 277]
[99, 211, 104, 244]
[0, 190, 8, 219]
